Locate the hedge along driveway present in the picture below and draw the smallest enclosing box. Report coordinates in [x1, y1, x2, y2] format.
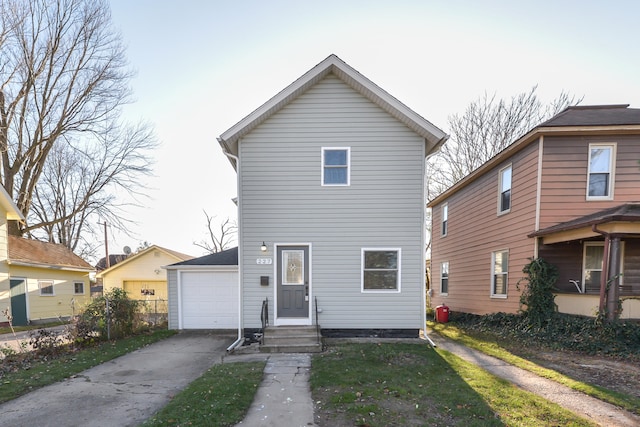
[0, 331, 233, 427]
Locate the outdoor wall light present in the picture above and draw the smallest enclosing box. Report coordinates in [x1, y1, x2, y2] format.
[260, 241, 267, 252]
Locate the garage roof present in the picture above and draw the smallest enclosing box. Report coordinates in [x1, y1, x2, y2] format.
[166, 247, 238, 268]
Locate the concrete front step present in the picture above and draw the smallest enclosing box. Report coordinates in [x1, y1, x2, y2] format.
[260, 343, 323, 353]
[261, 326, 322, 353]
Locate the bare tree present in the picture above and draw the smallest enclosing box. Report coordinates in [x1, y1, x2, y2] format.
[28, 121, 156, 257]
[426, 86, 580, 199]
[0, 0, 155, 241]
[194, 211, 237, 253]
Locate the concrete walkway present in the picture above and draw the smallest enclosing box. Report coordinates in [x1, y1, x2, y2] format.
[232, 353, 316, 427]
[0, 331, 231, 427]
[428, 333, 640, 427]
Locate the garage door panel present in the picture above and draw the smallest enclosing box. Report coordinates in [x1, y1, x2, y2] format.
[180, 271, 238, 329]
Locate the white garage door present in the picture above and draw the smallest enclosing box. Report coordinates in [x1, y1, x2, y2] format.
[180, 271, 238, 329]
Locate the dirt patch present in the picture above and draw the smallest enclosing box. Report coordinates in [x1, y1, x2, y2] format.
[523, 350, 640, 399]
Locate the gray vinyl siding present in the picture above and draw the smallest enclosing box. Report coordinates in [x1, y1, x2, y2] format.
[167, 269, 178, 329]
[239, 75, 426, 329]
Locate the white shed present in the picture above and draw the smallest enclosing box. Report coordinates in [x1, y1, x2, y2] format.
[165, 247, 238, 330]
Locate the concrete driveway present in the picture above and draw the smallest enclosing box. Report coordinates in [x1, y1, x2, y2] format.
[0, 331, 234, 427]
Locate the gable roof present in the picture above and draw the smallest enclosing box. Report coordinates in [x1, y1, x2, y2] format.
[165, 247, 238, 269]
[218, 54, 448, 169]
[0, 186, 24, 222]
[96, 245, 194, 277]
[8, 236, 93, 271]
[428, 104, 640, 207]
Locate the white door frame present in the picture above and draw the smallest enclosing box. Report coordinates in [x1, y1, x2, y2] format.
[273, 242, 312, 326]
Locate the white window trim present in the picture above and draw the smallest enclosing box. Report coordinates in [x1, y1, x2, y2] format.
[586, 143, 616, 201]
[361, 248, 401, 293]
[440, 261, 449, 295]
[74, 281, 85, 295]
[39, 280, 55, 296]
[490, 250, 508, 298]
[497, 164, 512, 215]
[321, 147, 351, 186]
[441, 203, 448, 237]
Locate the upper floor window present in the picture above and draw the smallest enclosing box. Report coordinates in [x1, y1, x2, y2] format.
[441, 261, 449, 294]
[362, 248, 400, 292]
[322, 147, 350, 186]
[587, 144, 615, 200]
[491, 250, 508, 297]
[39, 280, 54, 296]
[498, 165, 512, 214]
[441, 204, 448, 236]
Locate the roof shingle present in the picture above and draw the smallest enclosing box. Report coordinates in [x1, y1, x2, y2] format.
[8, 236, 93, 270]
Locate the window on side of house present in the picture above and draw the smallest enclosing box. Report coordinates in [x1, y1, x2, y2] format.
[441, 261, 449, 294]
[491, 250, 508, 297]
[74, 282, 85, 295]
[441, 204, 448, 236]
[498, 164, 512, 214]
[583, 242, 604, 293]
[587, 144, 615, 200]
[322, 147, 350, 186]
[39, 280, 54, 296]
[362, 249, 401, 292]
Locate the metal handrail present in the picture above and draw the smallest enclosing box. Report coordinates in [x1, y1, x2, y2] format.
[314, 297, 320, 344]
[260, 298, 269, 344]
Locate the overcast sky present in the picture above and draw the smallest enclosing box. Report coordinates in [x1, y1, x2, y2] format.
[105, 0, 640, 259]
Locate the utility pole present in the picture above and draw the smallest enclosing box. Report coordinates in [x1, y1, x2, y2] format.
[99, 221, 109, 268]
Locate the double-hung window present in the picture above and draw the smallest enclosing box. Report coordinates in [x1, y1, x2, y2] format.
[74, 282, 85, 295]
[441, 204, 448, 236]
[441, 261, 449, 294]
[491, 250, 508, 297]
[362, 248, 400, 292]
[498, 165, 512, 214]
[322, 147, 350, 186]
[587, 144, 615, 200]
[583, 243, 604, 294]
[39, 280, 54, 296]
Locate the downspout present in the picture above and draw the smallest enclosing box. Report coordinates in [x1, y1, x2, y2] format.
[221, 143, 244, 352]
[592, 224, 611, 317]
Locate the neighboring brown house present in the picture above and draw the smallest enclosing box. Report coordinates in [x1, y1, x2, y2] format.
[428, 105, 640, 319]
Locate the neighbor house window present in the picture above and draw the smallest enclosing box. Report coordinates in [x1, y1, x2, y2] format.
[362, 249, 400, 292]
[587, 144, 615, 199]
[583, 243, 604, 294]
[491, 250, 508, 297]
[441, 204, 448, 236]
[39, 280, 54, 296]
[322, 147, 350, 185]
[498, 165, 512, 213]
[441, 261, 449, 294]
[74, 282, 85, 295]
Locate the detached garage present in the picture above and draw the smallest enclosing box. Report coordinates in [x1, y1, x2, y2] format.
[165, 247, 238, 330]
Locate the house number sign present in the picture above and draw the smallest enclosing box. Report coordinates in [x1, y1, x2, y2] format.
[256, 258, 273, 265]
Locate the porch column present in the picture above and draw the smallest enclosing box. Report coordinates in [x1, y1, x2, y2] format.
[606, 236, 622, 320]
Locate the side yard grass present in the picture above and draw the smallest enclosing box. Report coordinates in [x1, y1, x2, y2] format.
[430, 321, 640, 415]
[310, 342, 596, 427]
[0, 329, 175, 403]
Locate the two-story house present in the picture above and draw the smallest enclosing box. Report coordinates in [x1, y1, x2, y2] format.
[204, 54, 448, 342]
[429, 105, 640, 320]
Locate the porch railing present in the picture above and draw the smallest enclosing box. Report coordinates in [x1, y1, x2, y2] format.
[260, 298, 269, 344]
[314, 296, 320, 344]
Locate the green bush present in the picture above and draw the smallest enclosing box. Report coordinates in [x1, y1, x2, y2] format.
[73, 288, 141, 343]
